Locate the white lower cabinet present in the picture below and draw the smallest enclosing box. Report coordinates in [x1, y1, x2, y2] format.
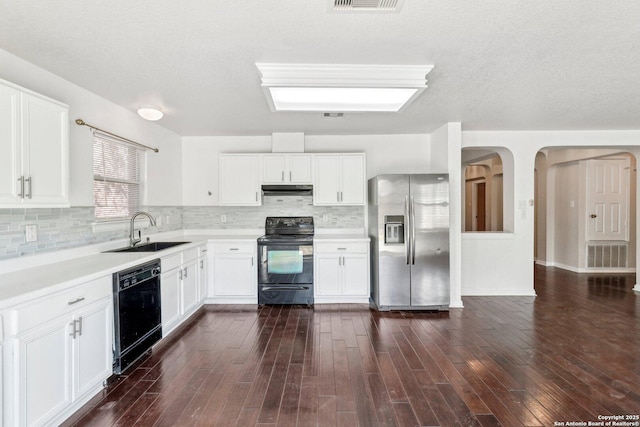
[314, 240, 370, 303]
[208, 241, 257, 304]
[7, 276, 112, 427]
[161, 246, 206, 337]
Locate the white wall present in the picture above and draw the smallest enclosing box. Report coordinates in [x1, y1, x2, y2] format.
[462, 130, 640, 296]
[0, 48, 182, 206]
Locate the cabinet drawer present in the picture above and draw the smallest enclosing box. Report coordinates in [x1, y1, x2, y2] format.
[314, 242, 369, 254]
[162, 253, 182, 271]
[13, 276, 111, 334]
[212, 243, 255, 254]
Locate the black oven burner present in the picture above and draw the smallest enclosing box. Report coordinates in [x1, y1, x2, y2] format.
[257, 217, 314, 306]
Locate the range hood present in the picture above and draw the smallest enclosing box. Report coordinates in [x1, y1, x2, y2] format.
[262, 185, 313, 196]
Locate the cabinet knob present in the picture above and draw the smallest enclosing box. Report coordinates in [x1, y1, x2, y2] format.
[590, 214, 597, 218]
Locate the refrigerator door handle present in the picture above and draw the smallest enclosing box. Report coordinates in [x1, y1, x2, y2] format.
[411, 196, 416, 265]
[405, 195, 411, 264]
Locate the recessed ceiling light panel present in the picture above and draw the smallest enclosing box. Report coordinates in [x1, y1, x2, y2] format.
[256, 63, 433, 113]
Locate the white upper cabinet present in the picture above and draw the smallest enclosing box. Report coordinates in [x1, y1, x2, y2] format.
[262, 154, 312, 184]
[314, 154, 365, 205]
[0, 79, 69, 207]
[219, 154, 261, 206]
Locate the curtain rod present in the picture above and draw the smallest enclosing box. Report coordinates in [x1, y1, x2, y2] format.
[75, 119, 159, 153]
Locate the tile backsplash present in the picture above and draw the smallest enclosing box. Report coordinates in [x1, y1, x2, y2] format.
[0, 197, 364, 260]
[183, 195, 363, 229]
[0, 206, 182, 260]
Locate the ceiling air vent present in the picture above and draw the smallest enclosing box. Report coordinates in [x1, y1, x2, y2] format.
[331, 0, 404, 12]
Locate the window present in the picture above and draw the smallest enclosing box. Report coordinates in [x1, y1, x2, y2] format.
[93, 132, 142, 220]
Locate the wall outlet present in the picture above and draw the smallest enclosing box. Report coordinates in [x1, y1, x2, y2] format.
[220, 214, 227, 223]
[156, 216, 162, 226]
[322, 213, 329, 222]
[25, 224, 37, 242]
[166, 215, 171, 225]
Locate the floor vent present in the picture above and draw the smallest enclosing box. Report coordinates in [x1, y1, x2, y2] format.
[331, 0, 404, 12]
[587, 242, 628, 269]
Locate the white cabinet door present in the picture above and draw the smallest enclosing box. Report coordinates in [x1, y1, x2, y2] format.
[198, 254, 208, 302]
[0, 83, 21, 204]
[17, 318, 72, 427]
[262, 155, 287, 183]
[219, 154, 261, 205]
[161, 268, 181, 334]
[213, 254, 256, 297]
[288, 155, 312, 184]
[314, 255, 341, 296]
[20, 92, 68, 206]
[181, 259, 199, 315]
[340, 155, 365, 205]
[314, 156, 341, 205]
[72, 298, 112, 400]
[314, 154, 365, 205]
[342, 254, 369, 296]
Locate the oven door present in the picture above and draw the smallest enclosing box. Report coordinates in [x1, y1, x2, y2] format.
[258, 242, 313, 285]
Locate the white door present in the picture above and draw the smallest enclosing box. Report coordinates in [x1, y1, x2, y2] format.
[314, 156, 340, 205]
[21, 92, 68, 205]
[17, 318, 72, 426]
[288, 155, 312, 183]
[340, 155, 365, 205]
[0, 83, 21, 204]
[586, 158, 629, 241]
[73, 299, 112, 399]
[262, 155, 286, 183]
[161, 269, 181, 334]
[219, 155, 261, 205]
[198, 255, 208, 302]
[342, 254, 369, 296]
[181, 259, 199, 314]
[213, 254, 255, 296]
[314, 255, 341, 296]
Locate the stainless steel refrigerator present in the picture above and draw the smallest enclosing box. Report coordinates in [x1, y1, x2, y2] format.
[368, 174, 450, 310]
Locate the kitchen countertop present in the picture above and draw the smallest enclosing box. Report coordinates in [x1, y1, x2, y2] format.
[0, 230, 367, 309]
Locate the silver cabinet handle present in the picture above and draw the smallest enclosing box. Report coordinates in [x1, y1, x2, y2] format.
[340, 191, 343, 202]
[251, 256, 254, 266]
[255, 192, 258, 202]
[69, 321, 76, 338]
[68, 297, 85, 305]
[230, 248, 239, 251]
[183, 267, 188, 278]
[289, 171, 292, 182]
[200, 259, 204, 269]
[338, 256, 341, 266]
[25, 176, 32, 199]
[76, 317, 83, 337]
[17, 176, 24, 198]
[337, 191, 340, 202]
[179, 269, 183, 280]
[342, 256, 346, 266]
[282, 171, 285, 182]
[337, 247, 347, 250]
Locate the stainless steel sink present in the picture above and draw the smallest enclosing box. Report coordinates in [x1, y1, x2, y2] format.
[106, 241, 191, 253]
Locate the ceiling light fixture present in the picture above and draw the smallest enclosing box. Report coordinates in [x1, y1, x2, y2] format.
[256, 63, 434, 113]
[137, 107, 164, 121]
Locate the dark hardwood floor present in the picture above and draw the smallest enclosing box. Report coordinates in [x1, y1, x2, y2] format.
[63, 266, 640, 426]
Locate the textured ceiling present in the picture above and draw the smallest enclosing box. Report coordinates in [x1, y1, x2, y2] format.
[1, 0, 639, 136]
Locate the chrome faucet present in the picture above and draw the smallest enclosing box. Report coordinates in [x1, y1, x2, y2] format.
[130, 211, 157, 246]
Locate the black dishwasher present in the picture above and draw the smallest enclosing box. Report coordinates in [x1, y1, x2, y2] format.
[113, 259, 162, 374]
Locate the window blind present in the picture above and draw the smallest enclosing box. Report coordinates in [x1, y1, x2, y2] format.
[93, 131, 142, 220]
